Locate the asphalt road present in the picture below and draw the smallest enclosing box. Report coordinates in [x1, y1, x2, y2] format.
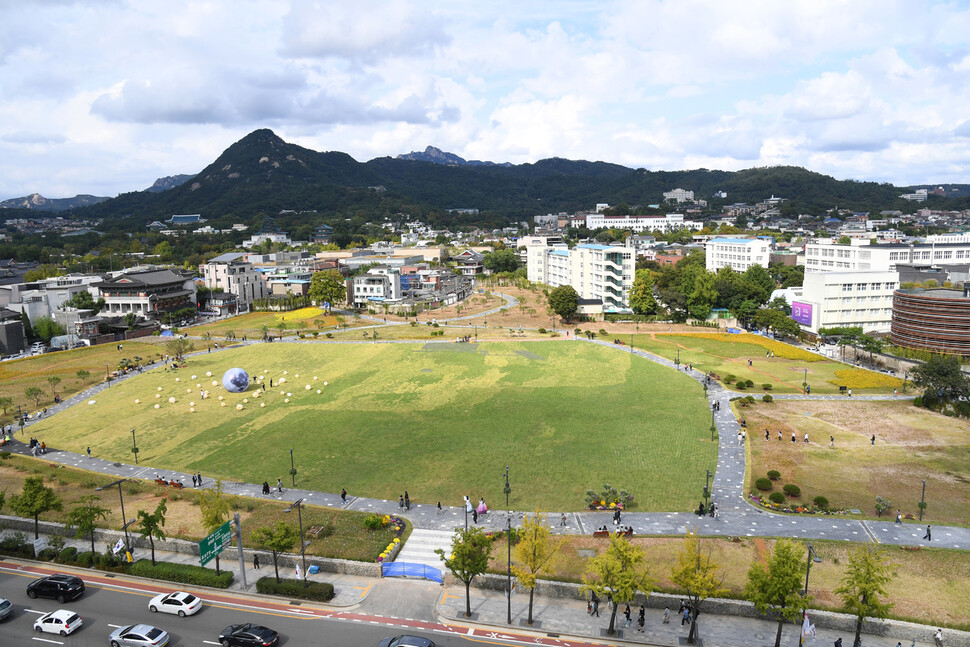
[0, 568, 465, 647]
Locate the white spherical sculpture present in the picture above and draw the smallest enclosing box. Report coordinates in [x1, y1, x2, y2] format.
[168, 397, 176, 403]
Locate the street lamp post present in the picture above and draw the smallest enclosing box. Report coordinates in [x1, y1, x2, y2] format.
[798, 545, 823, 647]
[17, 404, 24, 436]
[703, 469, 712, 508]
[289, 448, 297, 487]
[284, 498, 309, 588]
[96, 479, 132, 553]
[803, 368, 808, 394]
[503, 465, 511, 507]
[464, 495, 471, 530]
[919, 480, 926, 521]
[130, 428, 138, 465]
[710, 409, 716, 442]
[506, 513, 513, 625]
[105, 364, 110, 387]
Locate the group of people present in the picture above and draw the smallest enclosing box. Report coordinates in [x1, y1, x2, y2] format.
[697, 501, 718, 519]
[399, 492, 411, 511]
[261, 479, 284, 495]
[28, 437, 47, 456]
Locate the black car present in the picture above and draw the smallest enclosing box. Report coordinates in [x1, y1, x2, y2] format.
[218, 623, 279, 647]
[26, 574, 85, 603]
[378, 636, 436, 647]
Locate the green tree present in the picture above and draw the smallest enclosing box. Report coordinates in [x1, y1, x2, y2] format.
[165, 337, 194, 361]
[136, 498, 168, 566]
[25, 386, 44, 406]
[0, 396, 12, 415]
[33, 316, 65, 343]
[911, 354, 970, 403]
[742, 264, 776, 304]
[75, 369, 91, 384]
[251, 522, 300, 583]
[744, 538, 809, 647]
[483, 249, 520, 274]
[277, 320, 286, 339]
[154, 240, 173, 260]
[580, 533, 652, 636]
[46, 376, 61, 398]
[67, 495, 111, 560]
[63, 290, 99, 311]
[670, 528, 726, 644]
[199, 480, 232, 574]
[834, 543, 896, 647]
[435, 526, 493, 618]
[124, 312, 138, 330]
[547, 285, 579, 321]
[838, 236, 852, 245]
[688, 271, 718, 320]
[511, 511, 566, 625]
[308, 269, 346, 310]
[629, 270, 657, 315]
[10, 475, 63, 539]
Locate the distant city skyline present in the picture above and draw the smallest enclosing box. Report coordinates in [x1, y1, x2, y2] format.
[2, 0, 970, 199]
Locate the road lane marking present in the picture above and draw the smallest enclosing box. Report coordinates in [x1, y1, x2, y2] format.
[203, 641, 221, 645]
[107, 623, 125, 628]
[31, 639, 63, 645]
[25, 608, 47, 615]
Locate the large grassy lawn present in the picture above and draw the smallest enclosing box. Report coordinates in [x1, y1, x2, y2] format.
[28, 341, 716, 512]
[186, 308, 342, 339]
[741, 400, 970, 525]
[632, 332, 903, 394]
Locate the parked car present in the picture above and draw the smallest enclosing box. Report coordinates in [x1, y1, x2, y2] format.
[148, 591, 202, 617]
[0, 597, 12, 621]
[33, 609, 82, 636]
[26, 574, 85, 603]
[108, 623, 170, 647]
[218, 623, 280, 647]
[378, 636, 436, 647]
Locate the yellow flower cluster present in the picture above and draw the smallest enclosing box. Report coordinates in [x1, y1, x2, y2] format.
[280, 307, 328, 321]
[674, 333, 821, 362]
[828, 369, 904, 390]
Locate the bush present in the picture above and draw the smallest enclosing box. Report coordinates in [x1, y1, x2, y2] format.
[745, 396, 755, 405]
[744, 379, 755, 388]
[813, 496, 829, 510]
[75, 551, 94, 567]
[599, 329, 607, 335]
[724, 374, 736, 384]
[768, 492, 786, 504]
[913, 396, 923, 408]
[767, 470, 781, 481]
[129, 559, 234, 588]
[755, 478, 773, 491]
[37, 548, 57, 561]
[537, 328, 546, 334]
[58, 547, 78, 563]
[326, 333, 333, 338]
[0, 451, 10, 459]
[736, 382, 747, 390]
[762, 383, 772, 391]
[255, 576, 335, 602]
[783, 484, 801, 497]
[762, 394, 773, 403]
[363, 514, 384, 531]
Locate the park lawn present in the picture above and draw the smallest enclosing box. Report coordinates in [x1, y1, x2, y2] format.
[487, 534, 970, 629]
[186, 308, 342, 339]
[368, 291, 506, 323]
[325, 323, 558, 342]
[27, 341, 715, 512]
[739, 400, 970, 525]
[0, 341, 166, 424]
[631, 333, 902, 395]
[0, 454, 404, 562]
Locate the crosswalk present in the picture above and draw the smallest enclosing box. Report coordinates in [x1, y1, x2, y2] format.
[393, 529, 455, 568]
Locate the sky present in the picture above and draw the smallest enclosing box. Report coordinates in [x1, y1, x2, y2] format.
[3, 0, 970, 200]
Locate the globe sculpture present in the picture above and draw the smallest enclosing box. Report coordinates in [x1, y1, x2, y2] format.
[222, 368, 250, 393]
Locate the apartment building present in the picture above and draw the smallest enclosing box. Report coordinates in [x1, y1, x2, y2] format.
[663, 188, 694, 203]
[584, 213, 702, 234]
[347, 266, 402, 308]
[705, 238, 773, 272]
[805, 241, 970, 273]
[527, 242, 635, 312]
[200, 253, 268, 312]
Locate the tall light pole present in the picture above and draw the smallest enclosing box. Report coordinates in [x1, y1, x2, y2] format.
[105, 364, 110, 387]
[503, 465, 511, 507]
[284, 498, 308, 588]
[130, 428, 138, 465]
[96, 479, 132, 553]
[464, 496, 471, 530]
[798, 545, 822, 647]
[676, 348, 680, 369]
[703, 469, 712, 509]
[506, 512, 513, 625]
[803, 368, 808, 394]
[710, 409, 716, 442]
[919, 480, 927, 521]
[289, 448, 297, 487]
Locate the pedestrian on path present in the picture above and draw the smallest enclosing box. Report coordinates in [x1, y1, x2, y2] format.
[192, 474, 197, 487]
[341, 488, 347, 504]
[682, 606, 691, 625]
[262, 482, 270, 495]
[472, 508, 478, 524]
[399, 495, 405, 510]
[253, 554, 260, 569]
[560, 513, 567, 526]
[848, 389, 852, 397]
[276, 478, 283, 493]
[895, 510, 902, 524]
[662, 606, 670, 623]
[623, 604, 631, 627]
[935, 628, 943, 647]
[86, 446, 91, 458]
[924, 525, 932, 541]
[871, 434, 876, 445]
[830, 435, 834, 447]
[591, 593, 600, 617]
[894, 388, 898, 398]
[835, 638, 843, 647]
[404, 491, 410, 510]
[197, 473, 202, 487]
[587, 599, 592, 615]
[639, 606, 646, 631]
[436, 502, 442, 515]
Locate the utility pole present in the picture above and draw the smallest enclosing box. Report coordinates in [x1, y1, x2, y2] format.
[130, 428, 138, 464]
[234, 512, 247, 588]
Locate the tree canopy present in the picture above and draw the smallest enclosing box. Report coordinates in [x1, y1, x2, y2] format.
[911, 354, 970, 403]
[629, 270, 657, 315]
[834, 543, 896, 647]
[547, 285, 579, 321]
[744, 538, 809, 647]
[436, 526, 493, 618]
[308, 269, 346, 310]
[10, 476, 62, 539]
[670, 528, 726, 644]
[67, 495, 111, 559]
[483, 249, 521, 274]
[580, 533, 653, 636]
[512, 511, 566, 625]
[136, 498, 167, 566]
[251, 522, 299, 583]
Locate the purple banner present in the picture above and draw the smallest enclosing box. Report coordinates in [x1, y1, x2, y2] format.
[791, 301, 813, 326]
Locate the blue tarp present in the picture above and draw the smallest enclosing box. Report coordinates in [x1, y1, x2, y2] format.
[160, 330, 175, 337]
[381, 561, 443, 583]
[726, 328, 742, 334]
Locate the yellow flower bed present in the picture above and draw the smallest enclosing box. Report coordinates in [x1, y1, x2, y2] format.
[828, 368, 904, 389]
[675, 333, 821, 362]
[279, 307, 327, 321]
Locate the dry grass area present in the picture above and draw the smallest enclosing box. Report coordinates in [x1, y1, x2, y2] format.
[487, 535, 970, 629]
[741, 400, 970, 524]
[0, 454, 402, 562]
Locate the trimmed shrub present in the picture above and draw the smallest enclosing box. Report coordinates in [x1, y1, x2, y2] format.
[813, 496, 829, 510]
[745, 396, 756, 404]
[762, 394, 773, 403]
[783, 484, 801, 498]
[768, 492, 786, 504]
[762, 383, 772, 391]
[537, 328, 546, 334]
[255, 576, 335, 602]
[755, 478, 772, 491]
[75, 551, 94, 567]
[58, 547, 78, 563]
[724, 374, 736, 384]
[913, 396, 923, 408]
[767, 470, 781, 481]
[736, 382, 747, 390]
[0, 451, 11, 459]
[129, 559, 234, 588]
[36, 548, 57, 561]
[744, 379, 755, 388]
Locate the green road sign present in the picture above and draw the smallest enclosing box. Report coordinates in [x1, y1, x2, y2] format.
[199, 520, 232, 566]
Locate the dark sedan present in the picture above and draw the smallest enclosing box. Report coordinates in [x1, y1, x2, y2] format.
[378, 636, 436, 647]
[218, 623, 280, 647]
[26, 574, 85, 603]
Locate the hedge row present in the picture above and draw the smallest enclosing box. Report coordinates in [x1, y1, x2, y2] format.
[255, 576, 334, 602]
[129, 559, 234, 589]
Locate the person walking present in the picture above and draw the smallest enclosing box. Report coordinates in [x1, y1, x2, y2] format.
[561, 513, 567, 526]
[935, 628, 943, 647]
[682, 606, 691, 626]
[437, 502, 442, 515]
[399, 495, 405, 510]
[623, 604, 632, 627]
[924, 525, 932, 541]
[197, 473, 202, 487]
[893, 388, 898, 398]
[472, 508, 478, 524]
[765, 428, 770, 441]
[848, 388, 852, 397]
[591, 593, 600, 617]
[662, 606, 669, 624]
[895, 510, 902, 524]
[86, 446, 91, 458]
[791, 431, 796, 443]
[276, 478, 283, 493]
[778, 430, 783, 441]
[639, 606, 646, 631]
[871, 434, 876, 446]
[404, 491, 410, 511]
[341, 488, 347, 504]
[253, 554, 260, 569]
[830, 435, 834, 447]
[192, 474, 198, 487]
[835, 638, 843, 647]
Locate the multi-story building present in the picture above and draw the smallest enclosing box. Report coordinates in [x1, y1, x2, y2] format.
[0, 274, 102, 323]
[347, 266, 402, 308]
[95, 269, 196, 320]
[705, 237, 773, 272]
[777, 271, 899, 334]
[526, 242, 635, 312]
[892, 286, 970, 356]
[584, 213, 702, 234]
[200, 253, 268, 313]
[663, 188, 694, 203]
[804, 241, 970, 273]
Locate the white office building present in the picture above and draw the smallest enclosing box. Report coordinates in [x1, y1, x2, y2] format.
[705, 238, 773, 272]
[778, 271, 899, 334]
[527, 242, 635, 311]
[585, 213, 702, 234]
[804, 241, 970, 273]
[348, 266, 402, 308]
[663, 188, 694, 203]
[200, 253, 268, 312]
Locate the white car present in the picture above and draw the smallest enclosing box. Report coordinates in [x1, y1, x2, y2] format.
[148, 591, 202, 617]
[33, 609, 82, 636]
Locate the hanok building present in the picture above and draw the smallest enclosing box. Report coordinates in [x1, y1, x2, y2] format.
[95, 269, 197, 320]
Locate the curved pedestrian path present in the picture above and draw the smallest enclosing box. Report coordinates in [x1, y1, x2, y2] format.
[8, 335, 968, 551]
